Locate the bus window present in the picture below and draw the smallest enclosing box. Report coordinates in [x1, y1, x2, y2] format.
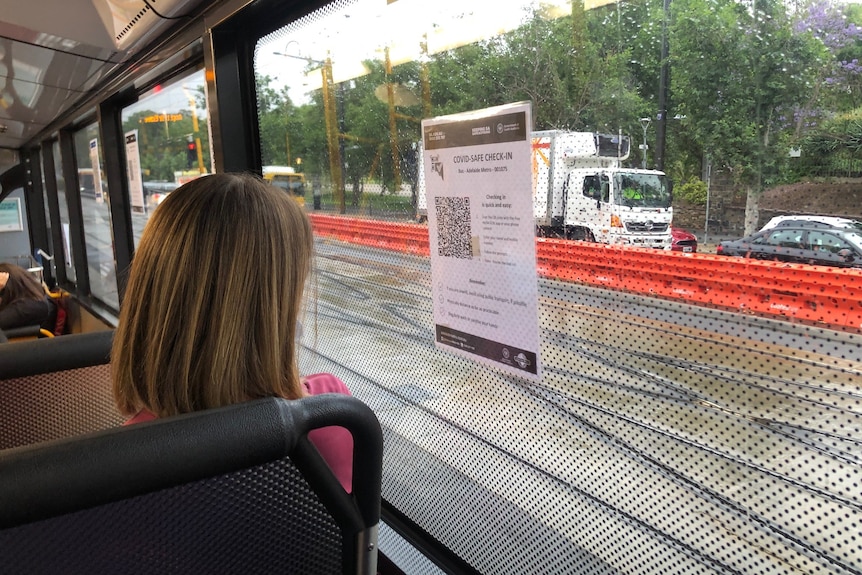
[121, 68, 211, 246]
[251, 1, 862, 573]
[74, 123, 118, 309]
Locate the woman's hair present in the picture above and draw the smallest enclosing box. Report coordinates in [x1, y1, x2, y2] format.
[112, 172, 314, 417]
[0, 263, 46, 310]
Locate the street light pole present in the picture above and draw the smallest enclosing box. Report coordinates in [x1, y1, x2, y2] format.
[639, 117, 651, 170]
[274, 48, 345, 213]
[384, 47, 402, 193]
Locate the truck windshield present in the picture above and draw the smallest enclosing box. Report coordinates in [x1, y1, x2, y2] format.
[613, 173, 671, 208]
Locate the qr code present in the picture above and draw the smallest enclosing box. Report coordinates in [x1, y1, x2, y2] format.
[436, 196, 473, 258]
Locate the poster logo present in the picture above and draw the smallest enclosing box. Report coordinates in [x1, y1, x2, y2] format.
[513, 352, 531, 369]
[430, 154, 444, 180]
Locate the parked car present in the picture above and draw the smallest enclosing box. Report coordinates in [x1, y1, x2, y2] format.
[760, 215, 862, 232]
[670, 228, 698, 252]
[716, 226, 862, 268]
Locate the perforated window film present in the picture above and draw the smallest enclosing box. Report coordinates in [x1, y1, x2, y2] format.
[255, 0, 862, 572]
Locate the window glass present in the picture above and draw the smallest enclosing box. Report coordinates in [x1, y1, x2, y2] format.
[582, 175, 599, 199]
[73, 123, 118, 308]
[767, 228, 804, 248]
[253, 1, 862, 573]
[53, 140, 75, 283]
[614, 172, 671, 207]
[600, 174, 610, 203]
[809, 230, 852, 253]
[120, 68, 211, 246]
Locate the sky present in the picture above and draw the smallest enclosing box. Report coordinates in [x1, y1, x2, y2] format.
[255, 0, 862, 103]
[255, 0, 570, 103]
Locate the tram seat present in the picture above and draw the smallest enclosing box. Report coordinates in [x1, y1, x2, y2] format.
[2, 324, 55, 341]
[2, 295, 63, 342]
[0, 330, 121, 450]
[0, 395, 382, 575]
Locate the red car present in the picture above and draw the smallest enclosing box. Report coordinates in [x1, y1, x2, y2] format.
[671, 228, 698, 252]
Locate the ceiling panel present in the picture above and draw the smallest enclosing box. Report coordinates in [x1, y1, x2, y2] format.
[0, 0, 128, 151]
[0, 0, 120, 52]
[0, 0, 224, 152]
[0, 37, 124, 148]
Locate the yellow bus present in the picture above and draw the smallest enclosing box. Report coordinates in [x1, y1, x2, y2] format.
[262, 166, 306, 206]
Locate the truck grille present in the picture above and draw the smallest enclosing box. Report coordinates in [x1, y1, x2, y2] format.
[626, 221, 669, 233]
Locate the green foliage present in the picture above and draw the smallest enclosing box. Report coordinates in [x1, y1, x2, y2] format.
[795, 107, 862, 177]
[121, 108, 207, 181]
[676, 176, 708, 205]
[671, 0, 820, 191]
[252, 0, 858, 210]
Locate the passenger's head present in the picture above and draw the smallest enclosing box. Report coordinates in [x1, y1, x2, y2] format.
[112, 173, 314, 417]
[0, 263, 45, 307]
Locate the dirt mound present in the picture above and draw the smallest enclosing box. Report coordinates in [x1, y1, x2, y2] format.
[760, 181, 862, 218]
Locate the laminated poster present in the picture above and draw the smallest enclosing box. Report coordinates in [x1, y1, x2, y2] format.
[125, 130, 146, 214]
[423, 101, 542, 381]
[89, 138, 104, 204]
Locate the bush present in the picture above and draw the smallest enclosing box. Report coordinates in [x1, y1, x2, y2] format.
[676, 177, 708, 205]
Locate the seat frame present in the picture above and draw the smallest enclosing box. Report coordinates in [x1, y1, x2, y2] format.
[0, 395, 382, 574]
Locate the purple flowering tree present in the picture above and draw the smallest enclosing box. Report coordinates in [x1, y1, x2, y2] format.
[793, 1, 862, 135]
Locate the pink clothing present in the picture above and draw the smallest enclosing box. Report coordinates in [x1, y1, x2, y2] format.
[124, 373, 354, 491]
[303, 373, 354, 492]
[124, 410, 157, 425]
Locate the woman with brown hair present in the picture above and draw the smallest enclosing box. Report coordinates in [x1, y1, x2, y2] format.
[0, 263, 55, 331]
[112, 172, 353, 490]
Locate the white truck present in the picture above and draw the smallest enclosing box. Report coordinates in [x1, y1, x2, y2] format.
[417, 130, 673, 249]
[532, 130, 673, 248]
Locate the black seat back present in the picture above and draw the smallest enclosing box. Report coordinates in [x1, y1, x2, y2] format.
[0, 395, 382, 575]
[0, 330, 121, 449]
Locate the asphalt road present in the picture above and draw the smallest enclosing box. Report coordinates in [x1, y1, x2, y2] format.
[300, 238, 862, 575]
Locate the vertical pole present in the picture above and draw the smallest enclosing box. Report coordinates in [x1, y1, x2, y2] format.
[642, 126, 648, 169]
[703, 157, 712, 244]
[420, 34, 432, 119]
[184, 88, 205, 174]
[337, 83, 346, 197]
[385, 47, 401, 192]
[322, 58, 344, 213]
[655, 0, 671, 171]
[286, 132, 291, 166]
[639, 118, 651, 170]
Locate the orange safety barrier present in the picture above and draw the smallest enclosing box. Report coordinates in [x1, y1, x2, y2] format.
[309, 214, 862, 331]
[536, 239, 862, 331]
[310, 213, 430, 256]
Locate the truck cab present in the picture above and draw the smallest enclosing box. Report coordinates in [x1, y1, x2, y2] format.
[533, 131, 673, 248]
[565, 168, 672, 247]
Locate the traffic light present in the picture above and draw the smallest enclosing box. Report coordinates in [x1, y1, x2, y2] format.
[186, 140, 197, 169]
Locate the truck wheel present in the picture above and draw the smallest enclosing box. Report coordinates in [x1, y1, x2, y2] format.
[537, 226, 566, 239]
[568, 227, 595, 242]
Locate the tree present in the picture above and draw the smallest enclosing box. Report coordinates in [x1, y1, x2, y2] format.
[791, 0, 862, 136]
[256, 74, 297, 167]
[671, 0, 821, 234]
[122, 109, 199, 181]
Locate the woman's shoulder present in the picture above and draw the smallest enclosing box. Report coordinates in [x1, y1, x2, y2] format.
[302, 373, 351, 396]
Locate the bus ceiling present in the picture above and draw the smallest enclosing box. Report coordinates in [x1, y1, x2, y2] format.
[0, 0, 212, 152]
